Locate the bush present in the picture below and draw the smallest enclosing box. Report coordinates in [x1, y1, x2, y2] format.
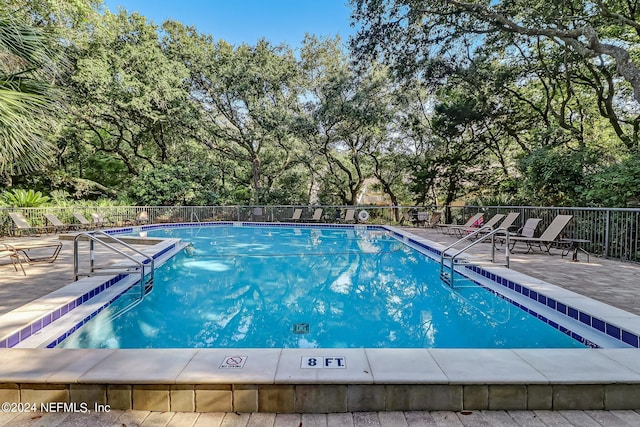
[0, 189, 50, 207]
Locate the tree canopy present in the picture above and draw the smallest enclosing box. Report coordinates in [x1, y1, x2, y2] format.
[1, 0, 640, 208]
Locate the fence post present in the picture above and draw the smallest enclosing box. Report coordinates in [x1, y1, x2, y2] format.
[605, 209, 610, 258]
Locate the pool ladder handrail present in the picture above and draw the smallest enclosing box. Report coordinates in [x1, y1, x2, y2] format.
[73, 231, 155, 300]
[190, 211, 200, 223]
[439, 226, 510, 288]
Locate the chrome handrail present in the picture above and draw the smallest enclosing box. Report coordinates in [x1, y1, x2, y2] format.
[73, 231, 154, 300]
[440, 227, 510, 288]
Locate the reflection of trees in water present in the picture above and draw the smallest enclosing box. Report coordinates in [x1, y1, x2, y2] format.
[68, 227, 581, 348]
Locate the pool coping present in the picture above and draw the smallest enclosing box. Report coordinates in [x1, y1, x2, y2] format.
[1, 222, 639, 412]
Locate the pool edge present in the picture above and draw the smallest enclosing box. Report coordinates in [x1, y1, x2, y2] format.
[1, 223, 639, 412]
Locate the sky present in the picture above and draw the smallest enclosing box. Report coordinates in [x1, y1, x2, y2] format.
[103, 0, 356, 48]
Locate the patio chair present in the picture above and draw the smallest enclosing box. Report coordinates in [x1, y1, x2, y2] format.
[437, 212, 484, 235]
[45, 213, 78, 232]
[72, 212, 94, 230]
[251, 207, 265, 222]
[0, 244, 25, 275]
[91, 212, 113, 228]
[456, 213, 504, 237]
[286, 208, 303, 222]
[308, 208, 324, 222]
[2, 240, 63, 265]
[415, 211, 442, 228]
[343, 209, 356, 223]
[509, 215, 573, 254]
[8, 212, 52, 236]
[511, 217, 543, 239]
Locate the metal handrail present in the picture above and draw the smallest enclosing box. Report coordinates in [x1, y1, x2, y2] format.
[73, 231, 154, 299]
[190, 211, 200, 222]
[91, 230, 155, 287]
[440, 227, 510, 288]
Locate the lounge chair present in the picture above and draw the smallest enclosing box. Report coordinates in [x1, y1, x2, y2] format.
[426, 211, 442, 227]
[137, 211, 149, 225]
[1, 240, 62, 268]
[343, 209, 356, 223]
[45, 213, 78, 232]
[91, 212, 113, 228]
[415, 211, 442, 228]
[308, 208, 323, 222]
[0, 244, 25, 275]
[8, 212, 52, 236]
[509, 215, 573, 254]
[456, 213, 504, 237]
[437, 212, 484, 235]
[287, 208, 303, 222]
[497, 212, 520, 232]
[123, 210, 149, 226]
[72, 212, 94, 230]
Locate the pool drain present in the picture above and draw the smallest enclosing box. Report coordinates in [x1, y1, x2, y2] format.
[293, 323, 309, 334]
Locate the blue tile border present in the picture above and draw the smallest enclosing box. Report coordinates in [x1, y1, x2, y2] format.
[0, 241, 177, 349]
[465, 264, 639, 348]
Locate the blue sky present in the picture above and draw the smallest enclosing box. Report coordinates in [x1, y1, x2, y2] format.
[103, 0, 355, 48]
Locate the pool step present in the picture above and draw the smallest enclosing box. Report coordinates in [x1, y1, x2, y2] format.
[76, 266, 141, 276]
[441, 259, 508, 287]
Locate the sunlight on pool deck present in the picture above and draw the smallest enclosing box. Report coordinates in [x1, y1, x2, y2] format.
[1, 224, 640, 418]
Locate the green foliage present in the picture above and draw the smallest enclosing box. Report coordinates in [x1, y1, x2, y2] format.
[0, 10, 58, 175]
[586, 155, 640, 207]
[516, 146, 595, 206]
[49, 189, 72, 206]
[127, 164, 218, 206]
[0, 188, 50, 207]
[3, 0, 640, 210]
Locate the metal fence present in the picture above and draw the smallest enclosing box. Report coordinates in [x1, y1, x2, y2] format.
[2, 204, 640, 263]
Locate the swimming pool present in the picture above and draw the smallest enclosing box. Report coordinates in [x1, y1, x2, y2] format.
[55, 225, 594, 349]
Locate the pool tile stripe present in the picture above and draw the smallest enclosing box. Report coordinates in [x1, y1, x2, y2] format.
[0, 242, 177, 348]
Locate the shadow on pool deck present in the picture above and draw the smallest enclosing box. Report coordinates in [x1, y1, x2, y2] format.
[1, 226, 639, 317]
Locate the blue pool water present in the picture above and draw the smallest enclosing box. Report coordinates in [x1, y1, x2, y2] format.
[59, 226, 585, 349]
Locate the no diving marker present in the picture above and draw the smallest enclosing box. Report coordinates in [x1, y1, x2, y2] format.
[301, 356, 346, 369]
[219, 355, 247, 369]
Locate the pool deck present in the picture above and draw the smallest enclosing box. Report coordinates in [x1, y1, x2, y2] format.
[1, 225, 640, 424]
